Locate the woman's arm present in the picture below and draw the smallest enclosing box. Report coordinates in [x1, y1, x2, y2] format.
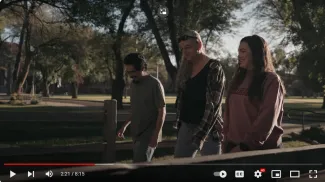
[174, 90, 183, 130]
[242, 75, 284, 150]
[221, 102, 230, 152]
[192, 62, 226, 149]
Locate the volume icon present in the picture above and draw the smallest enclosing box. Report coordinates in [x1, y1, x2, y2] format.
[45, 170, 53, 177]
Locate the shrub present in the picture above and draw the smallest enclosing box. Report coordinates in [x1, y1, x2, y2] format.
[300, 125, 325, 143]
[30, 96, 40, 105]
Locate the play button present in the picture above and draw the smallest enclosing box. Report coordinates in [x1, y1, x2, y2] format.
[10, 171, 16, 178]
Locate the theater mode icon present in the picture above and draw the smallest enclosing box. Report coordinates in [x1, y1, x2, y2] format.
[290, 170, 300, 178]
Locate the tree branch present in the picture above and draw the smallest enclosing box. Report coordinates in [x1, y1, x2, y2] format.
[0, 0, 24, 12]
[0, 35, 12, 49]
[204, 29, 213, 49]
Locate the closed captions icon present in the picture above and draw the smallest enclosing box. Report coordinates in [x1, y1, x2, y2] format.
[235, 170, 244, 178]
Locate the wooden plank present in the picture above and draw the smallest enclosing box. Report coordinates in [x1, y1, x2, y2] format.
[102, 100, 117, 162]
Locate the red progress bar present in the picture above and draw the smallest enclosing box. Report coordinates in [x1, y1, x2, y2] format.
[4, 163, 95, 166]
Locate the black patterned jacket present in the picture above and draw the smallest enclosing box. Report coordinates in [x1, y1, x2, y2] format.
[175, 59, 226, 147]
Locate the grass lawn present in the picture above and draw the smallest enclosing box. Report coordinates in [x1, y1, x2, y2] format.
[0, 105, 101, 112]
[51, 94, 177, 104]
[52, 94, 324, 103]
[51, 94, 324, 110]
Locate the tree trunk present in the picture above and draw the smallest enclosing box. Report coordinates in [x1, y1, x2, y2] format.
[140, 0, 177, 83]
[111, 0, 135, 109]
[6, 63, 12, 95]
[177, 0, 190, 37]
[14, 5, 33, 94]
[42, 79, 50, 97]
[322, 89, 325, 109]
[112, 39, 125, 109]
[71, 82, 78, 99]
[166, 0, 181, 68]
[12, 1, 29, 92]
[15, 52, 32, 94]
[111, 79, 124, 109]
[15, 55, 32, 94]
[291, 0, 318, 46]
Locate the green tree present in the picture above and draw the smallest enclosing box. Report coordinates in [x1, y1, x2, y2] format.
[219, 54, 237, 89]
[87, 31, 164, 95]
[139, 0, 243, 89]
[32, 25, 90, 98]
[0, 0, 73, 95]
[65, 0, 135, 108]
[251, 0, 325, 108]
[58, 26, 95, 99]
[60, 0, 243, 106]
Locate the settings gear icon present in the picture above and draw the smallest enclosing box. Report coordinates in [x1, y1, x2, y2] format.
[254, 170, 262, 178]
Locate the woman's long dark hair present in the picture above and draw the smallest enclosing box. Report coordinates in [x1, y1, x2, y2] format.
[226, 35, 285, 103]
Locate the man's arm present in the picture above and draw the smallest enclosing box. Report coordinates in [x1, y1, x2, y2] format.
[117, 111, 132, 138]
[123, 84, 132, 128]
[174, 90, 182, 129]
[153, 81, 166, 137]
[122, 113, 132, 128]
[154, 107, 166, 136]
[192, 63, 225, 148]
